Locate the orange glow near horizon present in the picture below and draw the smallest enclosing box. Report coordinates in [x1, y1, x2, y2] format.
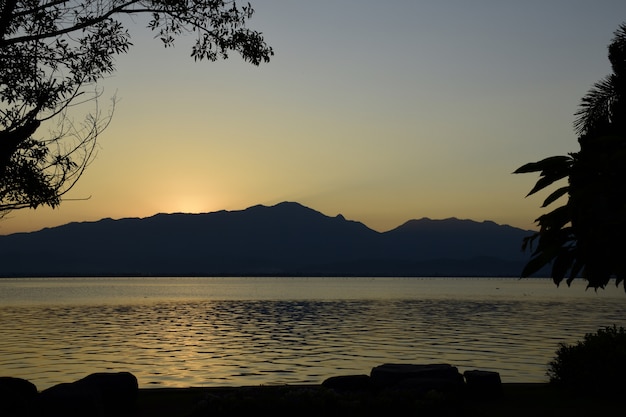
[0, 2, 623, 236]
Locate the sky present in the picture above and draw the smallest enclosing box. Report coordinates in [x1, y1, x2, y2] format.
[2, 0, 626, 236]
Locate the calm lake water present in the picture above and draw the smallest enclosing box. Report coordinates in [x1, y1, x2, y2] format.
[1, 277, 625, 390]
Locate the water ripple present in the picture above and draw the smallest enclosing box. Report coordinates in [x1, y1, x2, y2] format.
[1, 295, 625, 389]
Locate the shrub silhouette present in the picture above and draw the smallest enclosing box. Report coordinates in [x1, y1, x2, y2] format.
[547, 325, 626, 395]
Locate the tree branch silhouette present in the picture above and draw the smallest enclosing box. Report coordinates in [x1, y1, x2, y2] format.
[0, 0, 273, 215]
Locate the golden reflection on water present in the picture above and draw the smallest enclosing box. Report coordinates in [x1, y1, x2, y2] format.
[0, 277, 625, 390]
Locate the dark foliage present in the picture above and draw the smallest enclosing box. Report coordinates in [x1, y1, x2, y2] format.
[0, 0, 273, 214]
[515, 23, 626, 291]
[547, 325, 626, 395]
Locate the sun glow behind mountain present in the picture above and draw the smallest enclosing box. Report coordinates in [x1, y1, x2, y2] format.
[1, 2, 625, 236]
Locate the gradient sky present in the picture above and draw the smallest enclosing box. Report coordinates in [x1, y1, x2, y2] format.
[2, 1, 626, 236]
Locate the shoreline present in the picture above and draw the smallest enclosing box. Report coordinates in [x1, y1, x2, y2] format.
[5, 378, 620, 416]
[132, 383, 620, 417]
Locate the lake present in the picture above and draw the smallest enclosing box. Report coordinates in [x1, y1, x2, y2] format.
[1, 277, 625, 390]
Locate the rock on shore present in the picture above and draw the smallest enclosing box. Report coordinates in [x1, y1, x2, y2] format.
[1, 364, 503, 416]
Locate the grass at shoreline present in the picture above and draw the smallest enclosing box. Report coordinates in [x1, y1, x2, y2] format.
[132, 383, 622, 417]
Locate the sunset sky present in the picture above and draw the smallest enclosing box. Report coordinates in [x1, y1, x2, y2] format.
[2, 1, 626, 236]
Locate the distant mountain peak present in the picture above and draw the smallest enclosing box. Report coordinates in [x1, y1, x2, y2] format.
[389, 216, 529, 232]
[0, 201, 540, 278]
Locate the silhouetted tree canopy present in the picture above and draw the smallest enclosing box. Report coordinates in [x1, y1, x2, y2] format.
[515, 23, 626, 291]
[0, 0, 273, 214]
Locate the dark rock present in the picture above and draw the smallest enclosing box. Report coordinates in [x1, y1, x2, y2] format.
[75, 372, 138, 410]
[38, 382, 102, 417]
[0, 377, 38, 417]
[370, 363, 465, 392]
[463, 370, 502, 398]
[392, 376, 464, 393]
[322, 374, 372, 391]
[37, 372, 138, 417]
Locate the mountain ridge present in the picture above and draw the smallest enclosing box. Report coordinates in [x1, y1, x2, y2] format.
[0, 201, 540, 277]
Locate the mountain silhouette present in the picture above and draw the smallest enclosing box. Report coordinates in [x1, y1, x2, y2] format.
[0, 202, 540, 277]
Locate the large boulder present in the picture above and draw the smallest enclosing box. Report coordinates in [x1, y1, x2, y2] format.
[370, 363, 465, 392]
[38, 372, 138, 417]
[38, 382, 102, 417]
[75, 372, 138, 410]
[0, 377, 38, 417]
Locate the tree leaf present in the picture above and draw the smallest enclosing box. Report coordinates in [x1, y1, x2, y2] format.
[521, 252, 553, 278]
[542, 186, 569, 208]
[521, 232, 540, 252]
[513, 155, 572, 174]
[525, 173, 569, 197]
[566, 257, 584, 286]
[536, 206, 571, 232]
[551, 248, 575, 285]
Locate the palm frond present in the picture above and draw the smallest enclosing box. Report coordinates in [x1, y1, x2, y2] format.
[573, 75, 618, 136]
[514, 155, 572, 174]
[608, 23, 626, 76]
